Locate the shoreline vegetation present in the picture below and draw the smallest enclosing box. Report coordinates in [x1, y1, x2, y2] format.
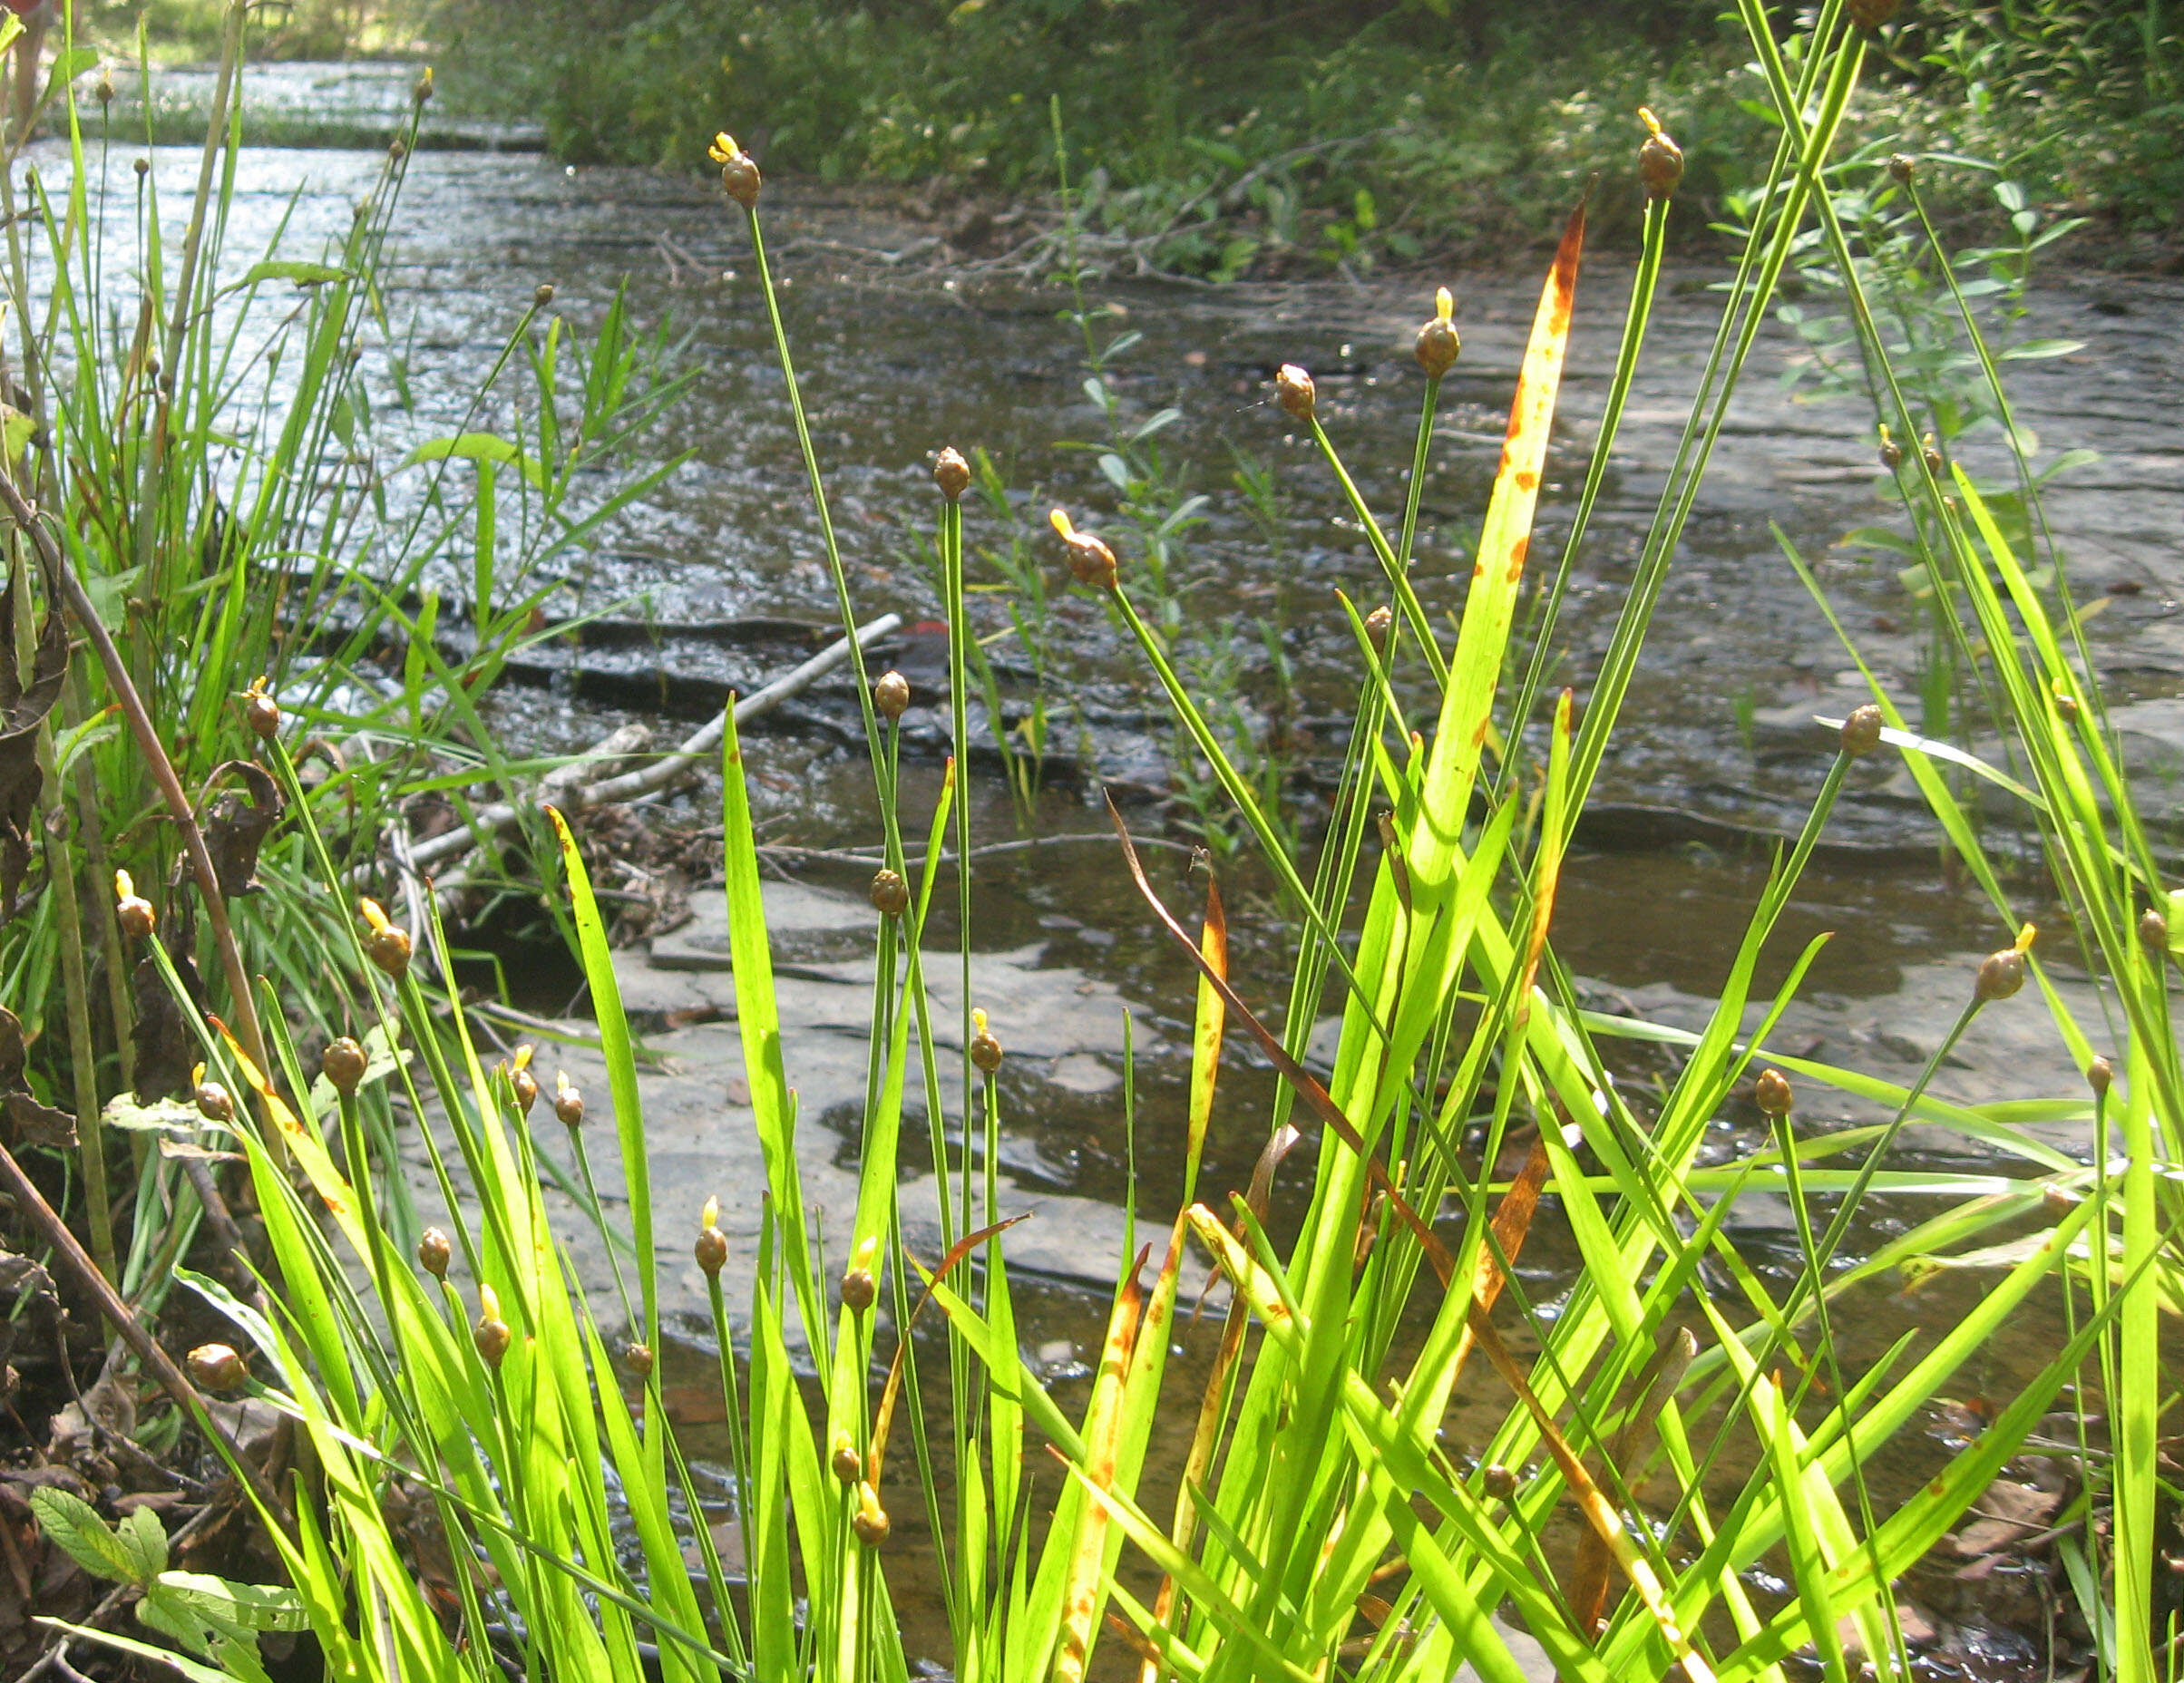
[0, 1, 2175, 1680]
[59, 0, 2184, 273]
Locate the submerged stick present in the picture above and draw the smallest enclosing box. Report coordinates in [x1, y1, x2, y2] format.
[401, 611, 902, 875]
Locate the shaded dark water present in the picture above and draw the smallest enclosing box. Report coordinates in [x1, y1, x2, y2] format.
[41, 63, 2184, 1673]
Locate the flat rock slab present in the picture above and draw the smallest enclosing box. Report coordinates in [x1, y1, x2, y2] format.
[405, 879, 1196, 1347]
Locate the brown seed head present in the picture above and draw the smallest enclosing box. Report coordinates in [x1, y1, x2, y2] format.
[2087, 1056, 2114, 1103]
[1365, 605, 1393, 648]
[1877, 423, 1903, 471]
[852, 1482, 891, 1547]
[1921, 433, 1944, 475]
[1637, 107, 1684, 201]
[511, 1062, 540, 1116]
[1975, 949, 2027, 1004]
[2141, 905, 2171, 961]
[1481, 1463, 1518, 1501]
[322, 1036, 369, 1095]
[1840, 705, 1885, 758]
[189, 1343, 248, 1393]
[1048, 509, 1118, 590]
[413, 66, 434, 104]
[623, 1341, 654, 1379]
[970, 1007, 1002, 1075]
[417, 1227, 453, 1278]
[95, 66, 114, 105]
[1275, 364, 1316, 423]
[841, 1233, 879, 1314]
[2054, 688, 2081, 724]
[1888, 153, 1916, 185]
[832, 1431, 863, 1484]
[696, 1195, 729, 1277]
[1414, 287, 1460, 379]
[366, 922, 413, 981]
[1846, 0, 1901, 27]
[474, 1318, 512, 1368]
[874, 670, 912, 722]
[114, 870, 155, 940]
[389, 135, 408, 164]
[1753, 1067, 1793, 1118]
[553, 1069, 585, 1128]
[933, 447, 971, 501]
[134, 156, 150, 178]
[870, 869, 910, 919]
[195, 1076, 235, 1124]
[709, 132, 762, 209]
[242, 676, 279, 740]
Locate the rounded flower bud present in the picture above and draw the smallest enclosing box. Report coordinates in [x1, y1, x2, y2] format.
[553, 1070, 585, 1128]
[1753, 1068, 1793, 1118]
[623, 1341, 654, 1379]
[1974, 926, 2035, 1004]
[94, 66, 113, 105]
[322, 1036, 368, 1096]
[360, 898, 412, 982]
[194, 1076, 234, 1124]
[2087, 1056, 2114, 1103]
[2140, 905, 2171, 961]
[188, 1343, 248, 1393]
[534, 283, 556, 308]
[412, 65, 434, 104]
[1877, 423, 1903, 471]
[1275, 364, 1316, 423]
[970, 1007, 1001, 1075]
[1414, 287, 1460, 379]
[852, 1481, 891, 1547]
[1888, 153, 1916, 185]
[1048, 509, 1117, 590]
[841, 1233, 879, 1314]
[134, 156, 150, 178]
[114, 871, 155, 940]
[1846, 0, 1901, 27]
[933, 447, 971, 501]
[1481, 1464, 1517, 1501]
[473, 1284, 512, 1368]
[696, 1196, 729, 1277]
[1365, 605, 1393, 648]
[870, 869, 910, 919]
[2053, 689, 2081, 725]
[873, 670, 911, 722]
[1921, 433, 1944, 475]
[509, 1047, 540, 1116]
[242, 676, 279, 741]
[709, 132, 761, 209]
[417, 1227, 453, 1279]
[1637, 107, 1684, 202]
[831, 1431, 862, 1484]
[1840, 705, 1885, 757]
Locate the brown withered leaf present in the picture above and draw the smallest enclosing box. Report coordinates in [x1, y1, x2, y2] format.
[1, 1092, 74, 1152]
[0, 1006, 24, 1091]
[132, 935, 206, 1102]
[0, 572, 67, 926]
[201, 761, 283, 898]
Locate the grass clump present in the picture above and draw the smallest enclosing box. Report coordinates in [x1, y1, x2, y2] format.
[0, 4, 2176, 1683]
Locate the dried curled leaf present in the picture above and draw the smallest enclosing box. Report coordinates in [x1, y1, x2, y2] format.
[0, 570, 68, 924]
[200, 761, 283, 899]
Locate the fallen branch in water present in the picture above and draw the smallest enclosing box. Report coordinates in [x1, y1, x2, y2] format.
[395, 612, 902, 884]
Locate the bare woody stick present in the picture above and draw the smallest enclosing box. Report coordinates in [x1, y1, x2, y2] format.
[0, 465, 272, 1083]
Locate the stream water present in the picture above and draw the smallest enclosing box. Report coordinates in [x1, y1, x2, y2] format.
[40, 61, 2184, 1674]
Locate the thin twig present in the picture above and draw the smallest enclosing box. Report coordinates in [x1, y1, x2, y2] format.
[0, 1139, 292, 1528]
[0, 465, 272, 1082]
